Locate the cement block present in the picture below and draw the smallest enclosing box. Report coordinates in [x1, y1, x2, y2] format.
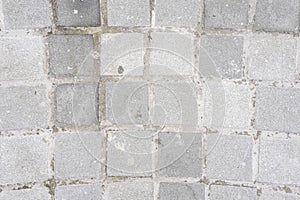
[0, 187, 50, 200]
[210, 185, 257, 200]
[159, 182, 205, 200]
[55, 183, 102, 200]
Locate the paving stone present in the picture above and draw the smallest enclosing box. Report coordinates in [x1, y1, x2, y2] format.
[100, 33, 144, 75]
[2, 0, 51, 29]
[0, 85, 48, 131]
[261, 188, 300, 200]
[204, 0, 249, 29]
[248, 34, 297, 81]
[56, 0, 100, 27]
[157, 132, 202, 178]
[203, 81, 252, 129]
[149, 32, 195, 75]
[0, 36, 45, 81]
[254, 0, 299, 32]
[258, 134, 300, 185]
[199, 35, 243, 79]
[255, 86, 300, 133]
[155, 0, 200, 27]
[107, 131, 152, 176]
[105, 81, 149, 125]
[55, 183, 102, 200]
[206, 133, 253, 181]
[107, 0, 150, 27]
[49, 34, 96, 78]
[210, 185, 257, 200]
[0, 187, 50, 200]
[55, 83, 98, 127]
[159, 182, 205, 200]
[0, 135, 51, 185]
[54, 132, 102, 180]
[105, 181, 153, 200]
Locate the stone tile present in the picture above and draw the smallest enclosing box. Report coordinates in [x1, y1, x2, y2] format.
[210, 185, 257, 200]
[0, 187, 50, 200]
[261, 188, 300, 200]
[159, 182, 205, 200]
[55, 183, 102, 200]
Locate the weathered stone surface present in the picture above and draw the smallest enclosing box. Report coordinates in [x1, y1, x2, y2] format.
[210, 185, 257, 200]
[159, 182, 205, 200]
[55, 184, 102, 200]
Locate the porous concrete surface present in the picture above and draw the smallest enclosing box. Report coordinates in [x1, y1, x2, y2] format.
[0, 0, 299, 199]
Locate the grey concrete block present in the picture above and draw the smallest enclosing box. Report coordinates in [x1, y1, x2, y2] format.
[0, 135, 51, 185]
[255, 86, 300, 133]
[49, 35, 96, 78]
[0, 85, 48, 131]
[107, 0, 150, 27]
[0, 187, 50, 200]
[210, 185, 257, 200]
[149, 32, 195, 75]
[254, 0, 299, 32]
[107, 131, 152, 176]
[55, 183, 102, 200]
[159, 182, 205, 200]
[54, 132, 102, 180]
[2, 0, 51, 29]
[105, 181, 153, 200]
[100, 33, 144, 75]
[105, 81, 149, 125]
[206, 134, 253, 181]
[258, 134, 300, 185]
[55, 83, 98, 127]
[155, 0, 200, 27]
[157, 133, 202, 178]
[261, 188, 300, 200]
[199, 35, 243, 79]
[204, 0, 248, 29]
[0, 36, 45, 81]
[248, 35, 297, 81]
[56, 0, 100, 27]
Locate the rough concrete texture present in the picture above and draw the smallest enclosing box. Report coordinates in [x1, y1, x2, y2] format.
[55, 183, 102, 200]
[159, 182, 205, 200]
[0, 186, 50, 200]
[209, 185, 257, 200]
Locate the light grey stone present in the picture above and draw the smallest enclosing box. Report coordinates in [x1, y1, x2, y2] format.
[157, 133, 202, 178]
[255, 86, 300, 133]
[0, 187, 50, 200]
[199, 35, 243, 79]
[155, 0, 200, 27]
[254, 0, 299, 32]
[210, 185, 257, 200]
[159, 182, 205, 200]
[107, 0, 150, 27]
[0, 85, 48, 131]
[261, 188, 300, 200]
[0, 135, 51, 185]
[204, 0, 249, 29]
[248, 34, 297, 81]
[54, 132, 102, 180]
[55, 83, 98, 127]
[2, 0, 51, 29]
[56, 0, 100, 27]
[107, 131, 153, 176]
[55, 183, 102, 200]
[206, 134, 253, 181]
[49, 35, 96, 78]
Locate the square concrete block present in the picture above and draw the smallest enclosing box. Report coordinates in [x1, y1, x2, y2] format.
[56, 0, 100, 27]
[149, 32, 195, 75]
[204, 0, 249, 29]
[0, 85, 48, 131]
[159, 182, 205, 200]
[55, 132, 102, 180]
[100, 33, 144, 75]
[210, 185, 257, 200]
[206, 134, 253, 181]
[155, 0, 200, 27]
[203, 81, 252, 129]
[254, 0, 299, 32]
[105, 181, 153, 200]
[199, 35, 243, 79]
[55, 183, 102, 200]
[157, 132, 202, 178]
[0, 187, 50, 200]
[49, 35, 95, 78]
[55, 83, 98, 127]
[107, 131, 153, 176]
[258, 134, 300, 185]
[107, 0, 150, 27]
[0, 135, 51, 185]
[2, 0, 51, 29]
[0, 36, 45, 81]
[105, 81, 149, 125]
[255, 86, 300, 133]
[248, 35, 297, 81]
[152, 82, 198, 127]
[261, 188, 300, 200]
